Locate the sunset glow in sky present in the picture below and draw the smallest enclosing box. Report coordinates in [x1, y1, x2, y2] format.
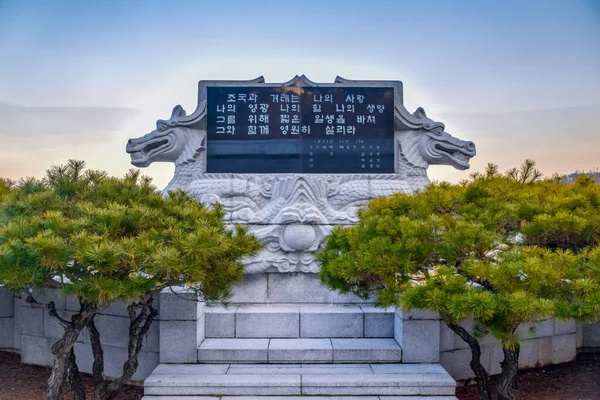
[0, 0, 598, 187]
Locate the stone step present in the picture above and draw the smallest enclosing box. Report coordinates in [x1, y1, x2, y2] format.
[197, 338, 401, 363]
[144, 397, 458, 400]
[205, 304, 394, 339]
[144, 363, 456, 397]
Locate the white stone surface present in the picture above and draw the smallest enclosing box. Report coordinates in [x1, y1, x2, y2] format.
[395, 315, 440, 363]
[152, 364, 230, 375]
[198, 338, 269, 363]
[12, 296, 23, 350]
[223, 397, 379, 400]
[0, 288, 13, 317]
[515, 319, 554, 339]
[300, 306, 363, 338]
[517, 337, 556, 369]
[361, 306, 394, 338]
[536, 337, 553, 367]
[229, 274, 268, 303]
[331, 338, 401, 362]
[551, 333, 576, 364]
[383, 397, 458, 400]
[43, 309, 89, 342]
[145, 374, 301, 396]
[144, 319, 160, 353]
[205, 305, 237, 338]
[269, 338, 332, 363]
[78, 345, 158, 381]
[144, 361, 456, 397]
[30, 288, 66, 310]
[370, 364, 449, 374]
[20, 305, 44, 337]
[229, 365, 372, 375]
[236, 306, 299, 338]
[95, 314, 130, 347]
[160, 320, 203, 363]
[554, 319, 577, 335]
[20, 334, 54, 366]
[100, 301, 131, 317]
[395, 308, 440, 321]
[228, 365, 306, 375]
[301, 373, 455, 395]
[439, 348, 473, 381]
[0, 318, 14, 349]
[266, 273, 370, 304]
[582, 321, 600, 347]
[439, 323, 456, 352]
[160, 289, 202, 321]
[143, 397, 219, 400]
[144, 397, 457, 400]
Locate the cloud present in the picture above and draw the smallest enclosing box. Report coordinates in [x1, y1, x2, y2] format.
[0, 102, 138, 137]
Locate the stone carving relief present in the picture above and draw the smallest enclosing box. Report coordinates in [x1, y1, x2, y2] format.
[126, 75, 476, 273]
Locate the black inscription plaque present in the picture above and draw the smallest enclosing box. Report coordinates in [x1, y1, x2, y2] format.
[206, 86, 394, 173]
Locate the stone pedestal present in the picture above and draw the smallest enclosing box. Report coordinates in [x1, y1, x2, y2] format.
[394, 308, 441, 363]
[127, 75, 470, 398]
[159, 288, 205, 363]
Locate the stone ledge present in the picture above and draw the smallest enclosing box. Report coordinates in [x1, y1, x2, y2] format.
[331, 338, 401, 363]
[142, 396, 458, 400]
[205, 304, 395, 339]
[142, 397, 458, 400]
[198, 338, 269, 363]
[269, 338, 332, 363]
[197, 338, 401, 364]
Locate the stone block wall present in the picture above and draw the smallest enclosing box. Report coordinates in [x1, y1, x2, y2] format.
[0, 287, 159, 382]
[0, 285, 599, 382]
[228, 273, 371, 304]
[0, 287, 14, 350]
[439, 317, 581, 380]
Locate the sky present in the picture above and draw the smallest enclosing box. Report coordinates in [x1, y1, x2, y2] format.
[0, 0, 598, 187]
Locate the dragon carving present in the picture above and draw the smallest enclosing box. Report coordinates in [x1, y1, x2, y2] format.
[126, 76, 476, 273]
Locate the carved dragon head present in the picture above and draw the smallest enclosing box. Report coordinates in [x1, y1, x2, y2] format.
[398, 107, 476, 171]
[126, 105, 205, 168]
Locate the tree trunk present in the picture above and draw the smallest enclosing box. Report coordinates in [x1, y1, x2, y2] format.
[90, 296, 158, 400]
[443, 317, 492, 400]
[26, 296, 95, 400]
[46, 315, 88, 400]
[88, 315, 109, 400]
[498, 343, 520, 400]
[67, 348, 86, 400]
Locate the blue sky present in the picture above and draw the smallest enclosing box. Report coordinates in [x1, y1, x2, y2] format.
[0, 0, 598, 186]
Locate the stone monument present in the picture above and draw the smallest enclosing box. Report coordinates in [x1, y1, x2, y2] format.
[126, 75, 476, 398]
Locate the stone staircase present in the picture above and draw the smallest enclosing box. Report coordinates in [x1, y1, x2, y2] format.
[144, 303, 457, 399]
[144, 363, 456, 397]
[199, 304, 400, 364]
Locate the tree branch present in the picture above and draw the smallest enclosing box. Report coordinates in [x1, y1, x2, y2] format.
[25, 296, 72, 328]
[87, 316, 105, 387]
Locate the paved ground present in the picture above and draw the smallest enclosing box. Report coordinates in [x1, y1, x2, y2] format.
[0, 351, 598, 399]
[0, 351, 143, 400]
[456, 352, 600, 400]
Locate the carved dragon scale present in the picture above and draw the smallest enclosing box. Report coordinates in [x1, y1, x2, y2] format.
[126, 75, 476, 273]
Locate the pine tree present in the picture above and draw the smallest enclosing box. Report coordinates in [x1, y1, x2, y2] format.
[317, 160, 600, 400]
[0, 160, 262, 400]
